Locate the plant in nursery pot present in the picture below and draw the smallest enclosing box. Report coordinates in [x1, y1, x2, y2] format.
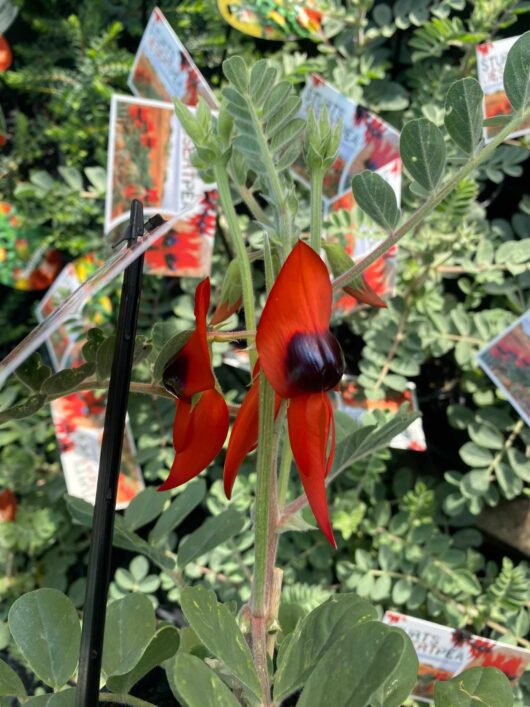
[1, 31, 530, 707]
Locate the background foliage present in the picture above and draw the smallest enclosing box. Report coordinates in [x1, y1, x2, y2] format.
[0, 0, 530, 705]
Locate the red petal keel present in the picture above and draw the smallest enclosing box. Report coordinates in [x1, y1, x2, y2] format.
[163, 278, 215, 398]
[287, 393, 337, 547]
[324, 393, 335, 478]
[257, 241, 334, 398]
[159, 388, 229, 491]
[223, 377, 260, 499]
[223, 370, 282, 499]
[173, 398, 192, 453]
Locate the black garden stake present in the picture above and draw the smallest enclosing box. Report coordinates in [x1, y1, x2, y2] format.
[76, 200, 147, 707]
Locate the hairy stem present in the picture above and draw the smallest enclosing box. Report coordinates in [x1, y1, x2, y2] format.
[332, 104, 530, 291]
[214, 163, 257, 367]
[277, 434, 292, 508]
[250, 373, 282, 704]
[310, 169, 324, 253]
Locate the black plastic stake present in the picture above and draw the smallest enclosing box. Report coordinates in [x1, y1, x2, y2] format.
[76, 200, 145, 707]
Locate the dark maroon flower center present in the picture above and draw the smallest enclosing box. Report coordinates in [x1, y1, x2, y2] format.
[163, 355, 188, 397]
[285, 331, 344, 395]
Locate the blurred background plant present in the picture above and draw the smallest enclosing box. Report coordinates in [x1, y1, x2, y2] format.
[0, 0, 530, 704]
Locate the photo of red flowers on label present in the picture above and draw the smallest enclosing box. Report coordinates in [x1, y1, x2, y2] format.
[105, 96, 217, 278]
[128, 7, 216, 109]
[217, 0, 325, 41]
[477, 310, 530, 426]
[37, 261, 144, 509]
[476, 36, 530, 141]
[384, 611, 530, 702]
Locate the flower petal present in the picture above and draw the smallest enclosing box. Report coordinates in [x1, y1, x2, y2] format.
[163, 278, 215, 398]
[287, 392, 336, 547]
[159, 388, 229, 491]
[223, 377, 260, 499]
[173, 398, 192, 452]
[224, 368, 282, 499]
[257, 241, 337, 398]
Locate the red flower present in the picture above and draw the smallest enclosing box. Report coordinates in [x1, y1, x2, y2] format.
[160, 279, 229, 490]
[140, 134, 157, 148]
[123, 185, 138, 199]
[481, 652, 523, 680]
[0, 36, 12, 73]
[0, 489, 17, 522]
[224, 241, 344, 546]
[145, 188, 159, 204]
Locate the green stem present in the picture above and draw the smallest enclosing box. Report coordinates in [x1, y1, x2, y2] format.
[332, 104, 530, 291]
[310, 169, 324, 253]
[98, 693, 156, 707]
[250, 371, 281, 704]
[247, 103, 292, 254]
[277, 435, 292, 508]
[251, 372, 278, 616]
[214, 163, 257, 367]
[263, 233, 275, 293]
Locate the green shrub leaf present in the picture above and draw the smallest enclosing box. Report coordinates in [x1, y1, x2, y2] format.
[0, 658, 26, 696]
[177, 508, 244, 568]
[297, 620, 418, 707]
[274, 594, 377, 702]
[107, 625, 179, 693]
[180, 586, 262, 699]
[123, 487, 169, 531]
[149, 479, 206, 545]
[170, 653, 241, 707]
[102, 593, 156, 678]
[503, 31, 530, 111]
[433, 666, 513, 706]
[40, 363, 96, 396]
[400, 118, 446, 191]
[444, 78, 484, 154]
[351, 171, 400, 232]
[8, 589, 80, 689]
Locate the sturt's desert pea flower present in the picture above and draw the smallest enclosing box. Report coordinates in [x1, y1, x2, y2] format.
[224, 241, 345, 547]
[160, 278, 229, 490]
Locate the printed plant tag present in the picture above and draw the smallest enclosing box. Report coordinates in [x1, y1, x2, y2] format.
[105, 95, 217, 277]
[477, 310, 530, 426]
[292, 75, 401, 314]
[217, 0, 325, 41]
[384, 611, 530, 702]
[331, 377, 426, 452]
[35, 263, 85, 370]
[128, 7, 216, 108]
[476, 36, 530, 141]
[36, 262, 144, 510]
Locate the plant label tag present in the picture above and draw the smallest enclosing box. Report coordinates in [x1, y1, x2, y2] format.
[384, 611, 530, 702]
[476, 36, 530, 142]
[105, 95, 217, 277]
[331, 377, 426, 451]
[36, 262, 145, 510]
[292, 75, 401, 314]
[217, 0, 325, 41]
[128, 7, 216, 109]
[477, 310, 530, 426]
